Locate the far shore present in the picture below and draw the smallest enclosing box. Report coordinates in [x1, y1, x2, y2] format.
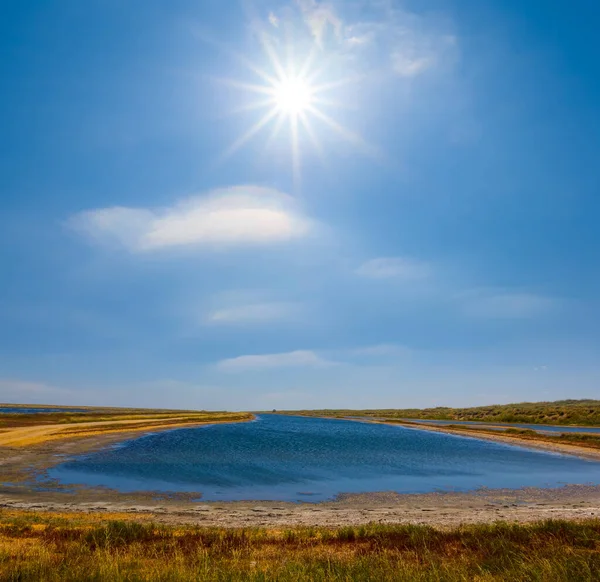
[367, 418, 600, 462]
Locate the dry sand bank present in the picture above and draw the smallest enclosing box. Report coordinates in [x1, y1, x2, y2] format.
[375, 419, 600, 461]
[2, 485, 600, 528]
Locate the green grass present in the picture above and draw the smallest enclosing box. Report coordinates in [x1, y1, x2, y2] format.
[1, 511, 600, 580]
[281, 399, 600, 426]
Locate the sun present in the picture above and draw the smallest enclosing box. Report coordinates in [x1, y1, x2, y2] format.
[216, 22, 376, 185]
[272, 77, 313, 115]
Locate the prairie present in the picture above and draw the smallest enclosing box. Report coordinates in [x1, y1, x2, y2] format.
[1, 510, 599, 581]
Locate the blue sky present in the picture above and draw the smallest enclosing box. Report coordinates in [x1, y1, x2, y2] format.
[1, 0, 599, 410]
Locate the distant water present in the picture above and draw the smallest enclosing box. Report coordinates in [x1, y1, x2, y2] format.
[403, 418, 600, 434]
[47, 414, 600, 502]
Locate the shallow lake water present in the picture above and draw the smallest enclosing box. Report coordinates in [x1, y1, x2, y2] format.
[47, 414, 600, 502]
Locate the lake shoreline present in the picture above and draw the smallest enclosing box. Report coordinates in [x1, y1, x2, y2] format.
[367, 418, 600, 461]
[1, 415, 600, 526]
[2, 483, 600, 528]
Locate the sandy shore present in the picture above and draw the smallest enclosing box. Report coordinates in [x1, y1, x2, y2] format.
[376, 419, 600, 461]
[2, 484, 600, 528]
[2, 416, 600, 527]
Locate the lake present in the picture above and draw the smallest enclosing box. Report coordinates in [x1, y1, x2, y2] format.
[47, 414, 600, 502]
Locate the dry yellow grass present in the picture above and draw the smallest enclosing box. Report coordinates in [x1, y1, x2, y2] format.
[0, 412, 253, 447]
[1, 509, 599, 581]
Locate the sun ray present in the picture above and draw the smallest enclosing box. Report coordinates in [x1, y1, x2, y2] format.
[297, 43, 321, 81]
[228, 98, 275, 117]
[310, 74, 364, 95]
[190, 26, 279, 87]
[311, 96, 357, 111]
[299, 112, 327, 166]
[221, 108, 280, 159]
[290, 114, 301, 189]
[257, 30, 288, 82]
[214, 16, 380, 181]
[263, 111, 287, 152]
[307, 105, 380, 159]
[211, 77, 275, 96]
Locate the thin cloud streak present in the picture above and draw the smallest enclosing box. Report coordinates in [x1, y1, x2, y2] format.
[217, 350, 335, 371]
[207, 302, 302, 324]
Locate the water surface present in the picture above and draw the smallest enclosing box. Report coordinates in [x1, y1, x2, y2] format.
[48, 414, 600, 502]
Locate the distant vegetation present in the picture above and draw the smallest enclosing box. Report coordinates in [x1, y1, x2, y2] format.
[283, 399, 600, 426]
[1, 510, 599, 581]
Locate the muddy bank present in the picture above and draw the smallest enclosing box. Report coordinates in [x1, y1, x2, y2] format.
[1, 484, 600, 528]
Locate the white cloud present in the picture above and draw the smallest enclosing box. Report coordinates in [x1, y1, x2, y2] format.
[217, 350, 335, 371]
[460, 290, 556, 319]
[69, 186, 312, 252]
[263, 2, 457, 84]
[356, 257, 430, 280]
[207, 302, 301, 324]
[340, 7, 456, 78]
[296, 0, 342, 45]
[391, 54, 435, 77]
[345, 33, 372, 47]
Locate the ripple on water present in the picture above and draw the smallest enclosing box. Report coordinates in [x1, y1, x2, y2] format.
[47, 414, 600, 502]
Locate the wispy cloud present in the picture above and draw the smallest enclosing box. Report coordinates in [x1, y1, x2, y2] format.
[460, 290, 556, 319]
[68, 186, 313, 252]
[356, 257, 431, 280]
[391, 54, 435, 77]
[217, 350, 335, 371]
[207, 302, 302, 324]
[345, 8, 457, 78]
[296, 0, 342, 45]
[291, 1, 457, 78]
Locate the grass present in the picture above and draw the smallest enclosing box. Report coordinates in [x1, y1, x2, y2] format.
[0, 511, 599, 581]
[282, 399, 600, 426]
[0, 410, 249, 429]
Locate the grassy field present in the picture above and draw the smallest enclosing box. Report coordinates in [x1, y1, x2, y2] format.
[0, 407, 253, 447]
[0, 510, 599, 581]
[283, 399, 600, 426]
